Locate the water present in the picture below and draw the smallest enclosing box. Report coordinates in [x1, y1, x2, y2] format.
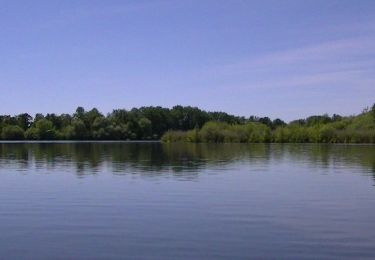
[0, 142, 375, 259]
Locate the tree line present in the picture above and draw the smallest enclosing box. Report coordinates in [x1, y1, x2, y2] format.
[162, 104, 375, 143]
[0, 106, 285, 140]
[1, 104, 374, 142]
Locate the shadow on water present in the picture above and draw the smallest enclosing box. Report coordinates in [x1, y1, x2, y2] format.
[0, 142, 375, 180]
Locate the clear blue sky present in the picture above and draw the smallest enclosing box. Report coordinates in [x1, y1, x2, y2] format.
[1, 0, 374, 121]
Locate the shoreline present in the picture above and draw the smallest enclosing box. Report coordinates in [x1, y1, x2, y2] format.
[1, 141, 375, 146]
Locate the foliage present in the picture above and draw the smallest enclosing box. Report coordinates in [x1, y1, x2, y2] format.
[0, 104, 374, 142]
[1, 125, 25, 140]
[161, 104, 375, 143]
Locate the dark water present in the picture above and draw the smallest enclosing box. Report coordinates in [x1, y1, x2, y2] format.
[1, 142, 375, 259]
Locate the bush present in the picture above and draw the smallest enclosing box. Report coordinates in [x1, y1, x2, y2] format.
[161, 130, 188, 142]
[199, 122, 228, 142]
[245, 123, 271, 142]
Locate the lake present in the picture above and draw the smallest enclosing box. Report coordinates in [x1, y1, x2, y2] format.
[0, 142, 375, 259]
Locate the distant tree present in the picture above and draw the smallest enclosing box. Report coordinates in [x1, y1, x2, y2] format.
[306, 114, 332, 126]
[332, 114, 342, 122]
[138, 117, 152, 139]
[139, 106, 172, 137]
[25, 127, 39, 140]
[46, 113, 63, 130]
[209, 111, 239, 124]
[109, 109, 129, 124]
[372, 103, 375, 121]
[289, 119, 306, 126]
[92, 117, 110, 139]
[35, 119, 56, 140]
[1, 125, 25, 140]
[74, 107, 85, 120]
[70, 119, 89, 139]
[85, 108, 103, 129]
[1, 115, 17, 126]
[272, 118, 286, 129]
[258, 117, 272, 128]
[34, 113, 45, 122]
[16, 113, 32, 130]
[59, 114, 72, 128]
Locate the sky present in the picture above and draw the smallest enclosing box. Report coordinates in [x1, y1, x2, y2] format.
[0, 0, 374, 121]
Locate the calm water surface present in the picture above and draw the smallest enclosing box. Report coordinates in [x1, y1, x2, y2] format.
[0, 142, 375, 259]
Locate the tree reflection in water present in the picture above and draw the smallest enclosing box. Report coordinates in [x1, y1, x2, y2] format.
[0, 142, 374, 181]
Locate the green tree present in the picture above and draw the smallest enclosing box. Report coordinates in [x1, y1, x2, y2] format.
[35, 119, 57, 140]
[74, 107, 85, 119]
[16, 113, 32, 130]
[70, 119, 89, 139]
[272, 118, 286, 129]
[25, 127, 39, 140]
[138, 117, 152, 139]
[1, 125, 25, 140]
[85, 108, 103, 129]
[34, 113, 45, 122]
